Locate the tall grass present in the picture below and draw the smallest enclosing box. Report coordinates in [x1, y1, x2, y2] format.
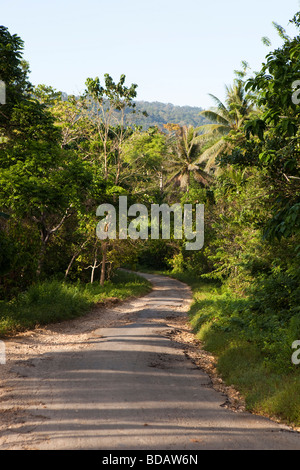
[147, 267, 300, 428]
[186, 277, 300, 428]
[0, 270, 151, 337]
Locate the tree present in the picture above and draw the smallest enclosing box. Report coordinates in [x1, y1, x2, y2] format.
[198, 66, 255, 171]
[85, 74, 138, 285]
[164, 124, 213, 193]
[0, 27, 94, 283]
[121, 126, 167, 194]
[0, 131, 93, 279]
[33, 84, 62, 106]
[243, 13, 300, 240]
[0, 26, 32, 137]
[85, 74, 138, 183]
[50, 93, 94, 151]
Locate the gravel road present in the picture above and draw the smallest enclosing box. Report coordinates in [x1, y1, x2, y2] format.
[0, 272, 300, 450]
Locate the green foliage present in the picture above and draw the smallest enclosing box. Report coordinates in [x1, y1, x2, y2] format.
[0, 270, 151, 337]
[164, 124, 213, 191]
[86, 74, 138, 110]
[172, 274, 300, 426]
[243, 17, 300, 241]
[125, 101, 208, 129]
[0, 26, 32, 135]
[159, 14, 300, 427]
[122, 127, 166, 169]
[1, 16, 300, 428]
[198, 66, 256, 171]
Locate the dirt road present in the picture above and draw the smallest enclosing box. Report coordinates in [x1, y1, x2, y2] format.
[0, 272, 300, 450]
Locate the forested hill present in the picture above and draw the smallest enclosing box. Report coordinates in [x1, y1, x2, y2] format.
[62, 92, 208, 129]
[125, 101, 207, 129]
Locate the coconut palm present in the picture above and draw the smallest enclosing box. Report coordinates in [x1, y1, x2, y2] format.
[197, 74, 255, 171]
[164, 124, 213, 192]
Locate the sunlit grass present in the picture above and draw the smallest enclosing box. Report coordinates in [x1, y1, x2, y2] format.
[0, 270, 151, 337]
[144, 267, 300, 428]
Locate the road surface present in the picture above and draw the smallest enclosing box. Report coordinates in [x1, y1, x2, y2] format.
[0, 272, 300, 450]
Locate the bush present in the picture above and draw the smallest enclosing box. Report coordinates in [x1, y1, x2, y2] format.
[0, 271, 151, 337]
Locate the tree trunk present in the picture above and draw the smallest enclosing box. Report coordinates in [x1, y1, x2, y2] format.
[36, 239, 47, 278]
[100, 241, 108, 286]
[65, 241, 87, 280]
[90, 245, 99, 284]
[91, 256, 97, 284]
[35, 208, 72, 279]
[115, 148, 121, 185]
[36, 227, 50, 278]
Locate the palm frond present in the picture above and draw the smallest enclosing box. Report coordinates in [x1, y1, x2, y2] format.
[196, 139, 227, 169]
[179, 173, 189, 189]
[193, 168, 214, 186]
[165, 169, 182, 186]
[199, 123, 230, 137]
[199, 110, 230, 126]
[207, 94, 227, 112]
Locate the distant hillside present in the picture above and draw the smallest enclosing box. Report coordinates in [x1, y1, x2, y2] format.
[67, 93, 209, 130]
[125, 101, 208, 129]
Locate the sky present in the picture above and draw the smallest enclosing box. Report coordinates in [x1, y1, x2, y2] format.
[1, 0, 300, 108]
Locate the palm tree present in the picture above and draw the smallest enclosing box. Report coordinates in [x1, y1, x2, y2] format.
[164, 124, 213, 192]
[197, 72, 255, 171]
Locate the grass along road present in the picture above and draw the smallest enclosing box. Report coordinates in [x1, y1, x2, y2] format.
[0, 272, 300, 449]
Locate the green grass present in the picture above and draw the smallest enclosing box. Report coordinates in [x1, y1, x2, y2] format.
[140, 267, 300, 428]
[0, 270, 151, 338]
[186, 275, 300, 428]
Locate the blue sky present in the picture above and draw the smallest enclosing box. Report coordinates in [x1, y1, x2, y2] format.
[1, 0, 300, 108]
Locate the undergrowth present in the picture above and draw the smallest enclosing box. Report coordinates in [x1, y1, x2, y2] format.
[0, 270, 151, 337]
[143, 266, 300, 428]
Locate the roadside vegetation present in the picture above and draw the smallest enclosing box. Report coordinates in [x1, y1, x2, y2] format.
[0, 13, 300, 427]
[138, 268, 300, 428]
[173, 273, 300, 427]
[0, 270, 151, 337]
